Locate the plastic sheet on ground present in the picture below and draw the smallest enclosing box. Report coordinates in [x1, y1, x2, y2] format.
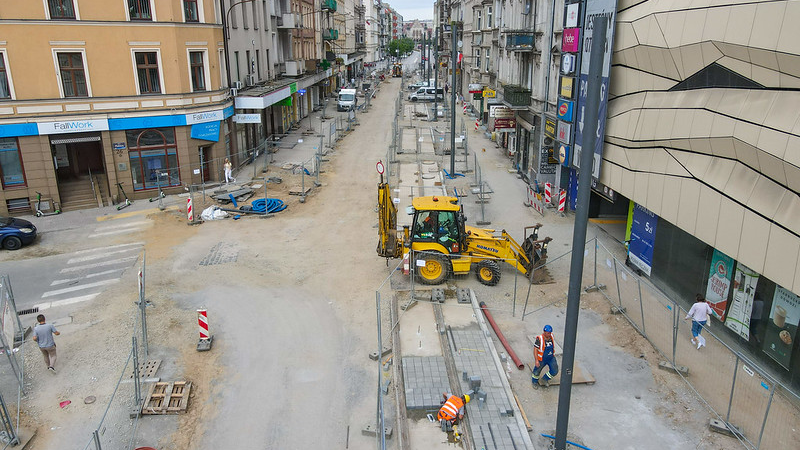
[201, 206, 228, 221]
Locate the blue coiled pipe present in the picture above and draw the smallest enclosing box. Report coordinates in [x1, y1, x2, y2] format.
[250, 198, 287, 213]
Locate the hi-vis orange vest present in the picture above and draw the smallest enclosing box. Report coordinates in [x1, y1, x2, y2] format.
[534, 333, 555, 363]
[437, 395, 464, 421]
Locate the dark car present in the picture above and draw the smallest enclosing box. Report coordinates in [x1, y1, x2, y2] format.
[0, 216, 36, 250]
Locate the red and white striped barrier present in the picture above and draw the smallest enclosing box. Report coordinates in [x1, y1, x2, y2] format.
[475, 118, 480, 131]
[463, 103, 468, 114]
[198, 309, 209, 340]
[558, 189, 566, 213]
[187, 198, 194, 222]
[524, 186, 545, 216]
[544, 182, 552, 205]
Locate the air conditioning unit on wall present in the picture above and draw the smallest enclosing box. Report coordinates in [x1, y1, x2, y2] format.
[232, 80, 243, 89]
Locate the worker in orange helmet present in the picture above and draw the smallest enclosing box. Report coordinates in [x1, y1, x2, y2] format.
[437, 392, 471, 428]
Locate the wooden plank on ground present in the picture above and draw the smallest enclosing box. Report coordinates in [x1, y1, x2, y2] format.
[142, 380, 192, 415]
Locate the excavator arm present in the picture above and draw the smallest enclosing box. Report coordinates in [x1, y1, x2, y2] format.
[377, 182, 403, 258]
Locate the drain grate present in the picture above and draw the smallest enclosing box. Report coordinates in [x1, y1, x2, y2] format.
[18, 307, 39, 316]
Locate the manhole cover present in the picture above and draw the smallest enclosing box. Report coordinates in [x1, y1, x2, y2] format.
[422, 160, 436, 165]
[84, 396, 96, 404]
[422, 174, 435, 179]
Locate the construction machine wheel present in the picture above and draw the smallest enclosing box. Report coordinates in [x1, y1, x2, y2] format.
[475, 259, 501, 286]
[415, 253, 450, 285]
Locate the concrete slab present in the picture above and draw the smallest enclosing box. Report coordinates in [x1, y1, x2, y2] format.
[399, 303, 442, 357]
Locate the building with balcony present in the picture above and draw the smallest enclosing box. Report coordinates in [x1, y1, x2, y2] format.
[0, 0, 232, 213]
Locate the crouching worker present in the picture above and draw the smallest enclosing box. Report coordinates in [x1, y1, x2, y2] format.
[438, 392, 470, 435]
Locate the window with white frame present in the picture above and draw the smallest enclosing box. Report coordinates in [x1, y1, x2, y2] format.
[48, 0, 76, 19]
[134, 52, 161, 94]
[128, 0, 152, 21]
[189, 51, 207, 92]
[487, 6, 493, 28]
[0, 53, 11, 100]
[475, 10, 482, 30]
[486, 48, 490, 71]
[184, 0, 199, 22]
[56, 52, 88, 97]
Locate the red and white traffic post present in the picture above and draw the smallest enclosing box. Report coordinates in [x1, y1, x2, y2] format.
[187, 197, 193, 222]
[197, 308, 213, 351]
[544, 182, 552, 206]
[558, 189, 567, 214]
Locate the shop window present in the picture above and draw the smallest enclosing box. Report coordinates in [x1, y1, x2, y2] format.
[129, 0, 152, 21]
[126, 128, 180, 191]
[57, 52, 88, 97]
[184, 0, 199, 22]
[48, 0, 76, 19]
[135, 52, 161, 94]
[0, 138, 26, 188]
[0, 53, 10, 99]
[189, 51, 207, 92]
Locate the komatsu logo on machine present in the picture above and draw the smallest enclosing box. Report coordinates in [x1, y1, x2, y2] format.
[476, 244, 498, 253]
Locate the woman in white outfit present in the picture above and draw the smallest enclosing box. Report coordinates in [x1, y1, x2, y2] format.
[685, 294, 713, 349]
[224, 157, 235, 184]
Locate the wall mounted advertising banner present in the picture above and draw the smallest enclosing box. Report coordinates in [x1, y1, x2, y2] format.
[724, 264, 760, 340]
[762, 286, 800, 370]
[628, 203, 657, 276]
[705, 249, 734, 320]
[565, 3, 580, 28]
[560, 77, 574, 99]
[573, 0, 618, 179]
[562, 28, 581, 53]
[557, 99, 574, 122]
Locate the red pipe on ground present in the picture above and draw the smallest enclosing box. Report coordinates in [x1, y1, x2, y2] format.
[479, 301, 525, 370]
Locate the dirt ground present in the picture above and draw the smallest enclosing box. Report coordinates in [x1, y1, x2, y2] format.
[10, 77, 747, 450]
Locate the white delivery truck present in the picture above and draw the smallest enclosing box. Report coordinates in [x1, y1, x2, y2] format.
[337, 89, 358, 111]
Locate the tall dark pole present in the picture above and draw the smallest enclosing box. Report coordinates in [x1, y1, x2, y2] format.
[426, 35, 431, 83]
[449, 21, 457, 175]
[220, 0, 232, 88]
[554, 15, 607, 450]
[433, 25, 439, 121]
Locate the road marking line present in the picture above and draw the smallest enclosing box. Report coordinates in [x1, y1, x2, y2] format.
[35, 294, 99, 311]
[51, 269, 124, 286]
[42, 279, 120, 298]
[73, 242, 144, 255]
[88, 226, 151, 238]
[96, 205, 179, 222]
[68, 248, 141, 264]
[60, 256, 139, 273]
[94, 220, 150, 231]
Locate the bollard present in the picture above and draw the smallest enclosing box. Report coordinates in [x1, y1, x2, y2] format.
[197, 309, 213, 351]
[187, 197, 193, 222]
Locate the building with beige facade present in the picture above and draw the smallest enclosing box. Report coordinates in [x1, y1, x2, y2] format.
[0, 0, 232, 213]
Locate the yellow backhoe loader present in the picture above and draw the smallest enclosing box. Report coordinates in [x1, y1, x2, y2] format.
[377, 179, 551, 286]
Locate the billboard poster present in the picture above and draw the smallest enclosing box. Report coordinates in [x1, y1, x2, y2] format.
[724, 264, 760, 339]
[572, 0, 618, 179]
[628, 203, 657, 276]
[560, 77, 575, 99]
[705, 249, 734, 320]
[557, 99, 574, 122]
[565, 3, 580, 28]
[762, 286, 800, 370]
[557, 121, 572, 143]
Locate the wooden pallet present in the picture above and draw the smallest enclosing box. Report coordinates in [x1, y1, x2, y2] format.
[142, 381, 192, 415]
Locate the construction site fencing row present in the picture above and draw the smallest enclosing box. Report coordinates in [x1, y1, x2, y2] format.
[586, 238, 800, 450]
[82, 338, 144, 450]
[0, 275, 23, 449]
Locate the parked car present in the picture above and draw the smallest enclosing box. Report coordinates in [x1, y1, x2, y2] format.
[0, 216, 36, 250]
[408, 87, 444, 102]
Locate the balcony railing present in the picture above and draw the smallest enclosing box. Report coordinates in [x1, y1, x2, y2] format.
[321, 0, 337, 12]
[322, 29, 339, 40]
[506, 33, 535, 52]
[502, 84, 531, 108]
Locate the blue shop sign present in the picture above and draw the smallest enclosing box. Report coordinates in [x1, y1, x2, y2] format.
[629, 203, 658, 276]
[190, 121, 221, 142]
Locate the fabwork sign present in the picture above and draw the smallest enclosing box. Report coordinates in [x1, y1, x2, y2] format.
[233, 114, 261, 123]
[38, 119, 109, 135]
[190, 121, 221, 142]
[557, 98, 574, 122]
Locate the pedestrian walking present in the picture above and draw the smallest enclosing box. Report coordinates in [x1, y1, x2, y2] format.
[685, 294, 713, 349]
[33, 314, 60, 373]
[532, 324, 558, 388]
[223, 157, 236, 184]
[444, 83, 449, 95]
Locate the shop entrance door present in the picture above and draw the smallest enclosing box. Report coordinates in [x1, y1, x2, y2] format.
[50, 133, 106, 210]
[199, 146, 212, 182]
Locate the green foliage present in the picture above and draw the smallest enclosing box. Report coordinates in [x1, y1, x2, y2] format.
[388, 38, 415, 56]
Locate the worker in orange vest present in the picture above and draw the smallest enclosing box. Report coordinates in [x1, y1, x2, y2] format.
[532, 324, 559, 388]
[437, 392, 471, 426]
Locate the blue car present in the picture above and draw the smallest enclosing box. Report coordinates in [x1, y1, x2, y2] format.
[0, 216, 36, 250]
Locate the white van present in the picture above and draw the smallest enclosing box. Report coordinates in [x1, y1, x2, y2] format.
[408, 87, 444, 102]
[337, 89, 358, 111]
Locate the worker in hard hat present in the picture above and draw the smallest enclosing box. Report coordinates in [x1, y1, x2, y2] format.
[532, 324, 559, 388]
[438, 392, 470, 427]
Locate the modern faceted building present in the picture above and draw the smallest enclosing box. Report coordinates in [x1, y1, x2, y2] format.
[603, 0, 800, 385]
